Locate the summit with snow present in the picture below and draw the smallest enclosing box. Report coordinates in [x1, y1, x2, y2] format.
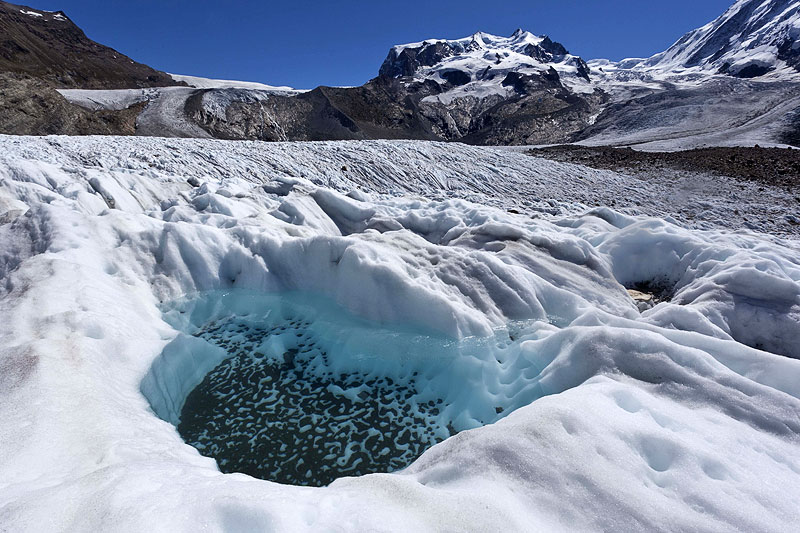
[626, 0, 800, 79]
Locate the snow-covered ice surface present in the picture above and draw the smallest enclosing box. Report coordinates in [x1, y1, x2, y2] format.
[56, 88, 154, 111]
[170, 73, 302, 94]
[1, 135, 800, 531]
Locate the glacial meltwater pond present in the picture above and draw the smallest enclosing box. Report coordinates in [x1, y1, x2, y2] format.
[142, 290, 549, 487]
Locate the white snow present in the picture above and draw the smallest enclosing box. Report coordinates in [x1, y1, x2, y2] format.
[598, 0, 800, 81]
[16, 7, 66, 21]
[57, 88, 155, 111]
[1, 135, 799, 531]
[170, 73, 303, 94]
[389, 30, 595, 101]
[421, 79, 513, 105]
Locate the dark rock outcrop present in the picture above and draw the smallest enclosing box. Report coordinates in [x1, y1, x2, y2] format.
[379, 41, 460, 79]
[0, 73, 144, 135]
[0, 0, 182, 89]
[188, 80, 442, 142]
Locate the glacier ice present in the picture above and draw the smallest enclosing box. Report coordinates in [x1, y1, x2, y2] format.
[1, 135, 799, 531]
[143, 290, 559, 486]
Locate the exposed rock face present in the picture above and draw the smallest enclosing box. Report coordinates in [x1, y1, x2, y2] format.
[185, 89, 289, 141]
[379, 41, 459, 78]
[188, 81, 442, 142]
[0, 0, 181, 89]
[501, 68, 562, 93]
[413, 68, 606, 145]
[367, 31, 606, 145]
[0, 73, 143, 135]
[777, 34, 800, 72]
[186, 69, 604, 146]
[459, 90, 605, 146]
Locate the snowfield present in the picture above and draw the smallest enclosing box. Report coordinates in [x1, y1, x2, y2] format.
[1, 135, 799, 531]
[169, 73, 301, 93]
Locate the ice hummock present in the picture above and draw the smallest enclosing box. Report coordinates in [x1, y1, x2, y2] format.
[1, 135, 799, 531]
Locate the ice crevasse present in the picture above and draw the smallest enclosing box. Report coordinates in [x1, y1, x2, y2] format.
[0, 137, 799, 531]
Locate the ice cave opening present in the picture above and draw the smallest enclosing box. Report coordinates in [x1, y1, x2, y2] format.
[141, 290, 546, 487]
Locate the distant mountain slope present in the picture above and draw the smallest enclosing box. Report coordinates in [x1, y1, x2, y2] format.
[629, 0, 800, 78]
[5, 0, 800, 148]
[372, 30, 602, 144]
[0, 0, 181, 88]
[579, 1, 800, 148]
[379, 30, 592, 89]
[164, 30, 603, 145]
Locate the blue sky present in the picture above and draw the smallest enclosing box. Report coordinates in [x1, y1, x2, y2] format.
[30, 0, 734, 88]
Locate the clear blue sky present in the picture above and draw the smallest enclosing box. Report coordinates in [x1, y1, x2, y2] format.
[28, 0, 734, 88]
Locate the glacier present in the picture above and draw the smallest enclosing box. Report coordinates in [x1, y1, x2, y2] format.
[1, 135, 799, 531]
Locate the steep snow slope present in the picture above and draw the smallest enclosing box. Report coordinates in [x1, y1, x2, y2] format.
[1, 136, 799, 531]
[638, 0, 800, 78]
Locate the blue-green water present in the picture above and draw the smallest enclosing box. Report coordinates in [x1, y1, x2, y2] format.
[142, 290, 548, 486]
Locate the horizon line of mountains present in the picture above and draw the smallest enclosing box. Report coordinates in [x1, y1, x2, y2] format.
[1, 0, 799, 148]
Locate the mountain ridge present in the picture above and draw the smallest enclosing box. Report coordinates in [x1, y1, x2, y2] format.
[610, 0, 800, 78]
[2, 0, 800, 147]
[0, 0, 181, 89]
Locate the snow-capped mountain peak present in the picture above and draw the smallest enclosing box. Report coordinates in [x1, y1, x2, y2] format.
[633, 0, 800, 78]
[379, 30, 591, 84]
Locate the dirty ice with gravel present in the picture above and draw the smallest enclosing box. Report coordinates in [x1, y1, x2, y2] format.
[1, 134, 799, 531]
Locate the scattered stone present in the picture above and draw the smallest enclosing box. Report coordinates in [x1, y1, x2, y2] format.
[627, 289, 655, 312]
[528, 145, 800, 190]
